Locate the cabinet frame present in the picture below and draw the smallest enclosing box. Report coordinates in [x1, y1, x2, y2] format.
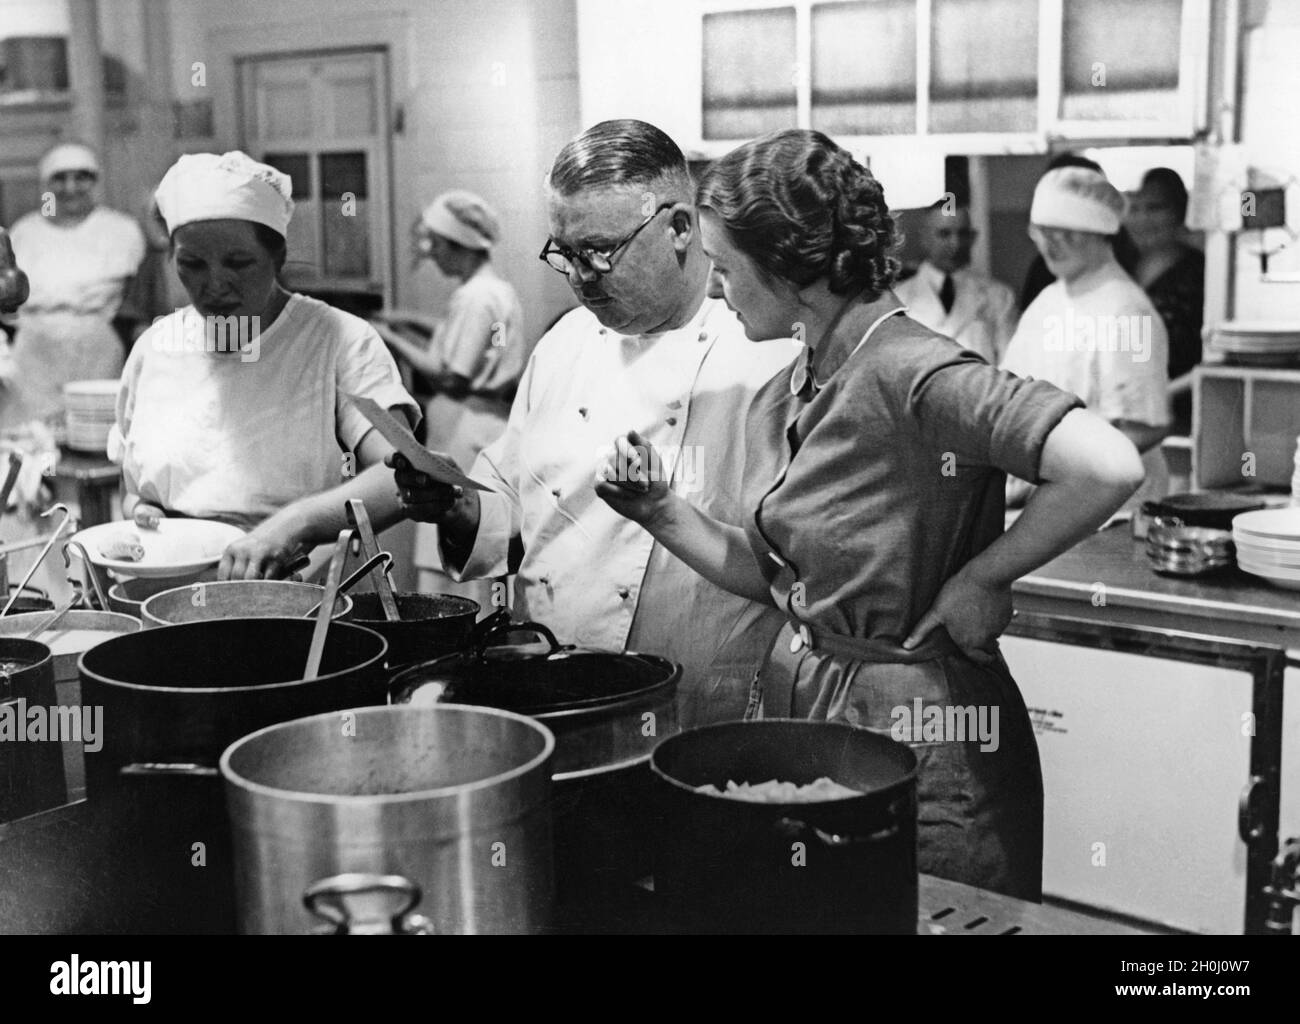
[694, 0, 1213, 157]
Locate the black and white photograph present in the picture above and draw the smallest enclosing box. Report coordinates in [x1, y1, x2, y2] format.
[0, 0, 1295, 993]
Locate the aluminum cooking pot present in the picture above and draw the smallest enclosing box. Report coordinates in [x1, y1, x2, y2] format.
[221, 704, 556, 934]
[140, 579, 353, 628]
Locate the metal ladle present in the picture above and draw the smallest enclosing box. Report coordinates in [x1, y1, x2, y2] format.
[1, 503, 72, 617]
[23, 578, 87, 639]
[302, 551, 394, 618]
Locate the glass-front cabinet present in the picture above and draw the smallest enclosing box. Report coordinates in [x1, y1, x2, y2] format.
[693, 0, 1210, 155]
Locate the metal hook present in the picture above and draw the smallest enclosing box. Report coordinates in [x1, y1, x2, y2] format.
[62, 538, 111, 612]
[1, 503, 73, 617]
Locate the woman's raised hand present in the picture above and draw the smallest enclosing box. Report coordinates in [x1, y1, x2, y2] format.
[594, 430, 672, 525]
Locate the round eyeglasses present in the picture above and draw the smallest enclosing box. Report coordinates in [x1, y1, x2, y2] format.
[539, 202, 675, 277]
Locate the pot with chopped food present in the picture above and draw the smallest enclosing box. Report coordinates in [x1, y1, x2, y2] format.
[649, 720, 918, 934]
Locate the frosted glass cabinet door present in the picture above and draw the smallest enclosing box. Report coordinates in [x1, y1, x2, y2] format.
[1000, 635, 1254, 934]
[702, 6, 798, 140]
[929, 0, 1038, 134]
[811, 0, 916, 135]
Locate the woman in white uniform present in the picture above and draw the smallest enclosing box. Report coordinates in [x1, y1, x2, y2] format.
[3, 143, 145, 429]
[109, 151, 420, 580]
[373, 191, 526, 467]
[371, 191, 526, 597]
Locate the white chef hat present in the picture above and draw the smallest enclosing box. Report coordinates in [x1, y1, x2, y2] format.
[154, 151, 294, 237]
[420, 190, 499, 251]
[38, 142, 100, 182]
[1030, 167, 1126, 235]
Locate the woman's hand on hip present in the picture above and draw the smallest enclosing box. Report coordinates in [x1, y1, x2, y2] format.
[594, 430, 672, 526]
[903, 568, 1012, 665]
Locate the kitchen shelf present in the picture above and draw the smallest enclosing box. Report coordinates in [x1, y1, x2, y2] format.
[1193, 363, 1300, 492]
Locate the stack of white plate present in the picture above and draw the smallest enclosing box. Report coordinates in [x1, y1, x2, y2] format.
[1210, 321, 1300, 366]
[63, 379, 119, 453]
[1232, 508, 1300, 590]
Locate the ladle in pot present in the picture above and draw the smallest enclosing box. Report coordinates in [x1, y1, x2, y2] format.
[303, 529, 353, 681]
[23, 577, 87, 639]
[301, 551, 394, 618]
[62, 538, 111, 611]
[1, 503, 72, 616]
[346, 499, 400, 621]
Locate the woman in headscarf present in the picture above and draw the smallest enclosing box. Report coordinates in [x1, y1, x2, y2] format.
[109, 151, 419, 579]
[370, 191, 526, 596]
[2, 143, 146, 429]
[371, 191, 526, 469]
[595, 129, 1145, 900]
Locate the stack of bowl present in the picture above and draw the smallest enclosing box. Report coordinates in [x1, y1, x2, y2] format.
[63, 379, 119, 453]
[1233, 508, 1300, 590]
[1145, 517, 1235, 576]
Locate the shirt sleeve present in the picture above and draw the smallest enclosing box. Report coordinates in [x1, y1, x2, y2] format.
[906, 350, 1084, 485]
[441, 284, 500, 382]
[442, 348, 536, 580]
[1093, 312, 1170, 428]
[335, 320, 422, 452]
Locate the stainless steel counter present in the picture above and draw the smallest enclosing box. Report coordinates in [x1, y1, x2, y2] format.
[1010, 522, 1292, 934]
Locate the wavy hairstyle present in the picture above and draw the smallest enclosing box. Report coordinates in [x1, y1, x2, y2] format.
[696, 129, 900, 299]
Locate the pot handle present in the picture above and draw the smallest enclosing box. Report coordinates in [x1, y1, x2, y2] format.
[1238, 774, 1270, 843]
[119, 762, 221, 778]
[775, 816, 901, 847]
[473, 617, 566, 658]
[303, 873, 436, 935]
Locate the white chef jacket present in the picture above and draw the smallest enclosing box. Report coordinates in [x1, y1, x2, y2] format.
[3, 207, 145, 427]
[1000, 258, 1170, 510]
[894, 260, 1018, 366]
[1000, 260, 1169, 429]
[445, 297, 799, 727]
[110, 293, 418, 530]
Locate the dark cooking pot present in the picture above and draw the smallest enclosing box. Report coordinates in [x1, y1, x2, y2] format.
[78, 617, 389, 934]
[347, 591, 479, 668]
[650, 720, 918, 935]
[0, 638, 63, 823]
[389, 620, 679, 895]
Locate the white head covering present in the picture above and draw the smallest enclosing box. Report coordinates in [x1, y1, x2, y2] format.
[38, 142, 100, 182]
[154, 151, 294, 237]
[1030, 167, 1126, 235]
[420, 190, 499, 251]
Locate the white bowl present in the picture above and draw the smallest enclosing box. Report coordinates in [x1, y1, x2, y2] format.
[68, 518, 246, 578]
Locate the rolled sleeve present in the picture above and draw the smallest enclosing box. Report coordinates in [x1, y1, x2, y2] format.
[442, 288, 499, 382]
[335, 323, 421, 451]
[910, 356, 1084, 484]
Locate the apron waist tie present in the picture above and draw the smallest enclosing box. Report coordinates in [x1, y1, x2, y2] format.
[761, 620, 961, 719]
[791, 622, 959, 663]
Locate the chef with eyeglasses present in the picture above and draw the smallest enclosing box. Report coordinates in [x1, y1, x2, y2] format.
[389, 119, 798, 729]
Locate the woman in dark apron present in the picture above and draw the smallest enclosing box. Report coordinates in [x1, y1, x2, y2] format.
[596, 129, 1145, 900]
